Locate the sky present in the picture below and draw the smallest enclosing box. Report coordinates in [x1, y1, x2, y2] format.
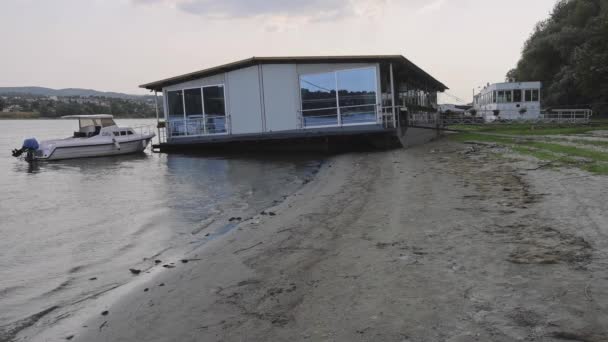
[0, 0, 558, 103]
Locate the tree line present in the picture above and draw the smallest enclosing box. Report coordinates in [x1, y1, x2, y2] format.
[507, 0, 608, 115]
[0, 95, 161, 118]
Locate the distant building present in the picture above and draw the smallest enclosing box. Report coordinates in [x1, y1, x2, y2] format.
[473, 82, 541, 121]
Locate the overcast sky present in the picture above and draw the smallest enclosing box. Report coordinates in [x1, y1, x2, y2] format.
[0, 0, 557, 103]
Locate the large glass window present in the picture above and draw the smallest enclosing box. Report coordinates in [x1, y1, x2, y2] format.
[505, 90, 512, 102]
[167, 90, 184, 120]
[300, 68, 377, 127]
[513, 89, 522, 102]
[524, 89, 532, 102]
[184, 88, 203, 117]
[300, 72, 338, 126]
[203, 86, 226, 133]
[337, 68, 377, 124]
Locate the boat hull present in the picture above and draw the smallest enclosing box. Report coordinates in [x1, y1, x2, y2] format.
[37, 137, 152, 161]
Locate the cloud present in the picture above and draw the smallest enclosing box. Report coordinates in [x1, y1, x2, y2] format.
[415, 0, 446, 14]
[133, 0, 390, 22]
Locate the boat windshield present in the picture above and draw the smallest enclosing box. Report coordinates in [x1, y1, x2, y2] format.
[79, 118, 116, 130]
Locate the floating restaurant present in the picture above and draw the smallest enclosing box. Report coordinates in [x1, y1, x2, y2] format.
[140, 55, 448, 151]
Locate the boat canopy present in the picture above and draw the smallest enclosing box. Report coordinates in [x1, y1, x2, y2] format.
[61, 114, 114, 119]
[62, 115, 116, 130]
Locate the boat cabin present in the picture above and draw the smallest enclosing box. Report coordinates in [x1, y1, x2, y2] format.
[63, 114, 118, 138]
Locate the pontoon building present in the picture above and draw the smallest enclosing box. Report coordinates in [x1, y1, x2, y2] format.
[140, 55, 447, 152]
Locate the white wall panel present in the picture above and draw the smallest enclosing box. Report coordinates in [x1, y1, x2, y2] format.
[262, 64, 299, 132]
[227, 66, 263, 134]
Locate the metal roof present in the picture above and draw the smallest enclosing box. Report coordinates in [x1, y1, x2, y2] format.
[139, 55, 448, 92]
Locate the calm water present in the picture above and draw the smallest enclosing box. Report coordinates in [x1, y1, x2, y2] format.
[0, 119, 321, 328]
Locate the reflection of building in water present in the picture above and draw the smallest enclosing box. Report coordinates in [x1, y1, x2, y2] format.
[141, 55, 447, 151]
[473, 82, 542, 121]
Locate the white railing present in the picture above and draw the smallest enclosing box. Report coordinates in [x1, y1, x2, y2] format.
[167, 115, 230, 140]
[541, 109, 592, 123]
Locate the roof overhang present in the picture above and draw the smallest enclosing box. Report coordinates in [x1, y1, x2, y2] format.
[139, 55, 448, 92]
[61, 114, 114, 119]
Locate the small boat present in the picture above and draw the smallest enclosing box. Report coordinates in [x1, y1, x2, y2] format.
[12, 115, 156, 161]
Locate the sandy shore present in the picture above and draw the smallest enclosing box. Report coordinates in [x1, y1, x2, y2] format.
[23, 139, 608, 342]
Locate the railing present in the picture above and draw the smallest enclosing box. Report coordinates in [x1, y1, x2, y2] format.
[166, 115, 230, 140]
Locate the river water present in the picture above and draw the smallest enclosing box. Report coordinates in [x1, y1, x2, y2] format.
[0, 119, 321, 332]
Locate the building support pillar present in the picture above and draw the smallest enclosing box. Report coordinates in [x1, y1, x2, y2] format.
[389, 63, 396, 128]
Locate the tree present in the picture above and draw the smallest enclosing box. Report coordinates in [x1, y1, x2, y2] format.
[507, 0, 608, 115]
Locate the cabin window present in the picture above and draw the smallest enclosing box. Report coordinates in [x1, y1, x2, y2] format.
[513, 89, 522, 102]
[167, 90, 184, 120]
[497, 91, 505, 103]
[113, 132, 119, 136]
[120, 131, 126, 136]
[531, 89, 539, 102]
[505, 90, 512, 103]
[127, 131, 134, 135]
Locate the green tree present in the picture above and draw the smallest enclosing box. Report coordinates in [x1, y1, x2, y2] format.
[507, 0, 608, 115]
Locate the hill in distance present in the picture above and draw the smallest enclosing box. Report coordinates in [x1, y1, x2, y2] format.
[0, 86, 151, 99]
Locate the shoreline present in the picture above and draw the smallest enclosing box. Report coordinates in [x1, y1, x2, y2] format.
[20, 139, 608, 341]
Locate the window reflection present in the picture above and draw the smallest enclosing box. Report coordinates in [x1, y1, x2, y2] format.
[300, 72, 338, 126]
[299, 68, 377, 127]
[167, 90, 184, 120]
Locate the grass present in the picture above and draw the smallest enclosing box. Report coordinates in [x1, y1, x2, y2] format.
[0, 111, 40, 119]
[450, 129, 608, 175]
[448, 123, 608, 136]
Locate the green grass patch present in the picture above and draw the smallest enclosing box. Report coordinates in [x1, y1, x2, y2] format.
[449, 132, 517, 144]
[522, 142, 608, 162]
[583, 163, 608, 175]
[448, 123, 608, 136]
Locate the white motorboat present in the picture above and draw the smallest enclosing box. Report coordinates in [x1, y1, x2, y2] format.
[12, 115, 156, 161]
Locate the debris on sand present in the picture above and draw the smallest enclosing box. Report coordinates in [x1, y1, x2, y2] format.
[159, 283, 165, 287]
[154, 260, 162, 264]
[229, 217, 242, 222]
[89, 277, 97, 281]
[163, 265, 175, 269]
[101, 310, 109, 316]
[65, 335, 74, 340]
[129, 269, 141, 275]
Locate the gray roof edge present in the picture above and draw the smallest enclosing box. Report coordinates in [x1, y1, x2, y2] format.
[139, 55, 447, 91]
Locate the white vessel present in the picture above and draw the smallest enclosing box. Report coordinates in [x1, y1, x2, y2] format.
[12, 115, 156, 161]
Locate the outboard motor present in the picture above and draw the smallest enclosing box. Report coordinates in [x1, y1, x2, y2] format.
[12, 138, 39, 162]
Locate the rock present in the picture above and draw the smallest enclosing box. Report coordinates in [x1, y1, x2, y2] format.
[154, 260, 162, 264]
[268, 212, 276, 216]
[65, 335, 74, 340]
[144, 288, 149, 292]
[260, 211, 267, 215]
[129, 268, 141, 275]
[101, 310, 109, 316]
[163, 264, 175, 269]
[89, 277, 97, 281]
[159, 283, 165, 287]
[181, 259, 189, 263]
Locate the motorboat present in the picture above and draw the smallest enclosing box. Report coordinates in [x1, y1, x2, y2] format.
[12, 114, 156, 161]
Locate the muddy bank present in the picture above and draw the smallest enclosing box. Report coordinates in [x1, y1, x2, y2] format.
[23, 139, 608, 342]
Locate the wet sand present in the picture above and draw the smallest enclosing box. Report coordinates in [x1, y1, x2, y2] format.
[23, 139, 608, 342]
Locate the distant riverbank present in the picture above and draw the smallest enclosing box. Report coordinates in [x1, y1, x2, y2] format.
[0, 112, 156, 119]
